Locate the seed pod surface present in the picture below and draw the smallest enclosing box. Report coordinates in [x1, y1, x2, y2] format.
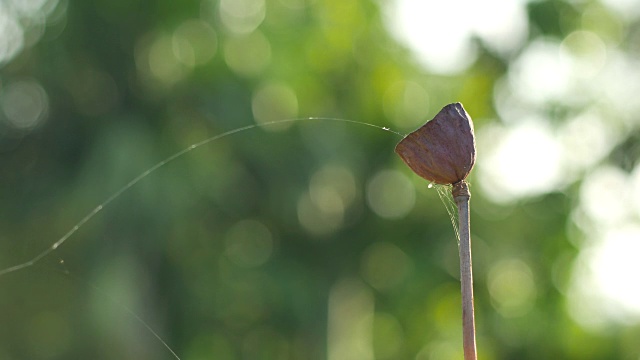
[395, 103, 476, 185]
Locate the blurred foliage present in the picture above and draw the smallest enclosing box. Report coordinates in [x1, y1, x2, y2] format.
[1, 0, 640, 359]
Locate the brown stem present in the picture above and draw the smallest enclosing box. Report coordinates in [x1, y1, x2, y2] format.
[453, 181, 477, 360]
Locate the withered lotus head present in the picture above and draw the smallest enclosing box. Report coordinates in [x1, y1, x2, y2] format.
[395, 103, 476, 185]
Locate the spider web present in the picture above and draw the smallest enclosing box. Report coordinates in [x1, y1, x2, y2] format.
[434, 183, 461, 246]
[0, 117, 404, 359]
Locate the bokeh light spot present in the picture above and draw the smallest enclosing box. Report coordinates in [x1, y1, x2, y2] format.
[327, 278, 374, 360]
[385, 0, 527, 74]
[172, 20, 217, 67]
[581, 4, 626, 45]
[569, 224, 640, 328]
[251, 82, 298, 131]
[383, 81, 430, 130]
[310, 165, 357, 209]
[7, 0, 56, 16]
[488, 258, 537, 318]
[136, 33, 187, 87]
[366, 170, 415, 219]
[297, 165, 357, 237]
[361, 242, 412, 291]
[224, 219, 273, 268]
[590, 227, 640, 317]
[468, 0, 528, 56]
[478, 120, 564, 203]
[219, 0, 265, 34]
[558, 112, 615, 174]
[298, 193, 341, 236]
[579, 166, 631, 226]
[416, 340, 461, 360]
[0, 10, 24, 65]
[0, 0, 62, 67]
[371, 312, 404, 359]
[599, 0, 640, 19]
[561, 31, 607, 80]
[223, 31, 271, 77]
[631, 165, 640, 218]
[597, 50, 640, 119]
[0, 79, 49, 130]
[384, 0, 476, 74]
[508, 39, 571, 106]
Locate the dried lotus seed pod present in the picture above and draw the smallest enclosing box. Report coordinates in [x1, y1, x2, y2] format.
[395, 102, 476, 185]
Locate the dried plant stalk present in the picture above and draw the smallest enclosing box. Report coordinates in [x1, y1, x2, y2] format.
[395, 103, 478, 360]
[453, 181, 476, 360]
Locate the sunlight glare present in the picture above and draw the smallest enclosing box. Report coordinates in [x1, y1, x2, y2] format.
[385, 0, 528, 74]
[596, 50, 640, 120]
[0, 9, 24, 65]
[558, 112, 616, 174]
[477, 121, 563, 203]
[579, 166, 632, 226]
[600, 0, 640, 19]
[591, 226, 640, 316]
[0, 0, 61, 67]
[569, 224, 640, 328]
[560, 31, 608, 80]
[508, 39, 572, 106]
[631, 164, 640, 218]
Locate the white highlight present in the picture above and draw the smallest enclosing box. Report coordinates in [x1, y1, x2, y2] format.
[478, 120, 563, 203]
[569, 224, 640, 328]
[385, 0, 528, 74]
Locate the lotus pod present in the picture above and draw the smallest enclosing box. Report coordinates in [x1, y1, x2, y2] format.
[395, 103, 476, 185]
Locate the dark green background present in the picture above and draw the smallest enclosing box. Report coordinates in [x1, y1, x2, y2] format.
[1, 0, 639, 359]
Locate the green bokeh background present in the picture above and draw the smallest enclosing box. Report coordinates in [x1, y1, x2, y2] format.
[1, 0, 640, 359]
